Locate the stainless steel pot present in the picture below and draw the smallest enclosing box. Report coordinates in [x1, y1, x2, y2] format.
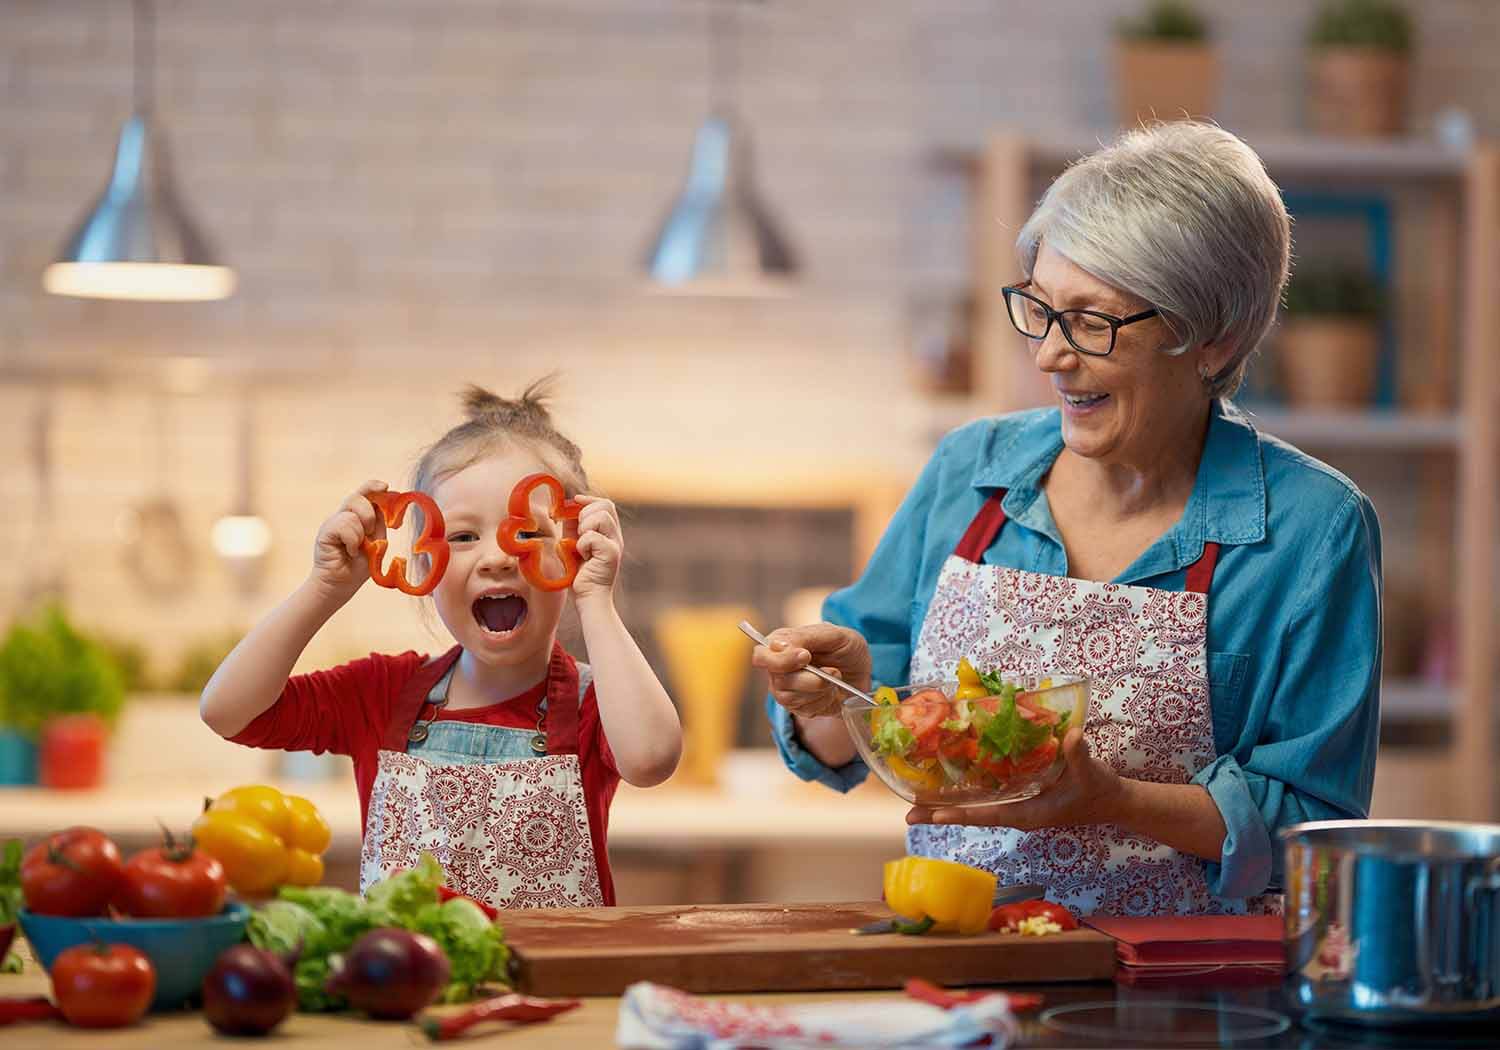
[1281, 819, 1500, 1024]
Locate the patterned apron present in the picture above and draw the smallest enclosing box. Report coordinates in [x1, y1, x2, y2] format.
[905, 489, 1280, 916]
[358, 643, 605, 909]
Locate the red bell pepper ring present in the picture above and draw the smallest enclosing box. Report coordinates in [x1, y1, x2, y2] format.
[419, 993, 581, 1040]
[496, 473, 582, 592]
[362, 490, 450, 597]
[0, 996, 63, 1025]
[903, 978, 1043, 1014]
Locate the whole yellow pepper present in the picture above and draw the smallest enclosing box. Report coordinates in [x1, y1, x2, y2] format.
[193, 785, 331, 895]
[883, 855, 997, 935]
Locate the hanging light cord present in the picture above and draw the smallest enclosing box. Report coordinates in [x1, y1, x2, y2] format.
[133, 0, 155, 117]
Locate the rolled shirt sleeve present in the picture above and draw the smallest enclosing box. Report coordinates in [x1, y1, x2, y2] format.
[1196, 490, 1382, 898]
[766, 441, 952, 791]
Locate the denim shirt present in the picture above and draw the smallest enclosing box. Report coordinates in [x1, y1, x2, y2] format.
[767, 400, 1382, 899]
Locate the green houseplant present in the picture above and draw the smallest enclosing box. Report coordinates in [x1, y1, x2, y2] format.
[1307, 0, 1414, 136]
[0, 606, 126, 787]
[1115, 2, 1217, 129]
[1278, 267, 1387, 406]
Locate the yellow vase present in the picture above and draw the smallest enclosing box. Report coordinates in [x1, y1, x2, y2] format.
[654, 605, 756, 788]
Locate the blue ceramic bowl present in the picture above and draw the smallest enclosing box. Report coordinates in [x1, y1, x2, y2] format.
[18, 903, 250, 1010]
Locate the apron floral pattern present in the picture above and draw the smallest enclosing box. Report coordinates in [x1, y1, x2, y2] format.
[906, 491, 1280, 916]
[358, 645, 605, 909]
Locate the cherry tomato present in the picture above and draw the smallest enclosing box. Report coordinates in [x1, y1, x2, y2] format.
[117, 835, 227, 919]
[20, 827, 125, 917]
[50, 943, 155, 1028]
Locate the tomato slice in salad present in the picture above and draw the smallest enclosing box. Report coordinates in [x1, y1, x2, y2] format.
[1015, 691, 1060, 725]
[1009, 735, 1060, 775]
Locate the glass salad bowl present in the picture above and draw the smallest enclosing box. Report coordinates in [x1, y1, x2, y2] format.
[843, 661, 1089, 807]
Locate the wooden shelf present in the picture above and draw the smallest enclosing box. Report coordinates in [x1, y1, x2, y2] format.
[935, 132, 1473, 181]
[925, 400, 1461, 453]
[1242, 408, 1461, 450]
[1382, 679, 1455, 718]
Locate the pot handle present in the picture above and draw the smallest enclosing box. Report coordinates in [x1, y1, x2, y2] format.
[1465, 859, 1500, 912]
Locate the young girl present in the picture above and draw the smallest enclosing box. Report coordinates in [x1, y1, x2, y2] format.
[200, 381, 682, 908]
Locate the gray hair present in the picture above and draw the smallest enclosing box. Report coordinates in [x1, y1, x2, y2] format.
[1016, 123, 1291, 398]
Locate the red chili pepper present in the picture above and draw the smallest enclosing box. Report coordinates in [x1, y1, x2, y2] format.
[436, 884, 499, 921]
[419, 994, 581, 1040]
[363, 491, 450, 596]
[0, 996, 63, 1025]
[903, 979, 1043, 1014]
[495, 473, 582, 592]
[987, 898, 1079, 932]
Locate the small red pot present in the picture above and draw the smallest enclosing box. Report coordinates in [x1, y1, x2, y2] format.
[38, 714, 107, 790]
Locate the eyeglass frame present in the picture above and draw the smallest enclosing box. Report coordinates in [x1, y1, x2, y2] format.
[1001, 280, 1160, 357]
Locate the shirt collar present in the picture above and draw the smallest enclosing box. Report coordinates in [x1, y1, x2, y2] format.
[970, 400, 1267, 551]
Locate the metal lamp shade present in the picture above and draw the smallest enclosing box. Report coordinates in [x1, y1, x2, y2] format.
[645, 114, 796, 296]
[43, 115, 236, 302]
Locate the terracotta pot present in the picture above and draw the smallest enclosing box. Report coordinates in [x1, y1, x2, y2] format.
[1278, 317, 1380, 407]
[1114, 41, 1218, 128]
[38, 714, 107, 790]
[1308, 48, 1408, 137]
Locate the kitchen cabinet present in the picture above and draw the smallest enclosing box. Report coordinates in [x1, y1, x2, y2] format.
[935, 131, 1500, 821]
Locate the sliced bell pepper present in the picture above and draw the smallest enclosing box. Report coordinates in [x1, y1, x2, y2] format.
[955, 657, 988, 701]
[887, 754, 944, 791]
[883, 856, 997, 935]
[363, 491, 450, 597]
[496, 473, 582, 592]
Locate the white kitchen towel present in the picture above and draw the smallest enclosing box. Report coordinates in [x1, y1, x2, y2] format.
[615, 982, 1021, 1050]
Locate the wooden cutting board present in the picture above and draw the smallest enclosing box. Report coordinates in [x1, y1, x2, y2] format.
[504, 901, 1116, 996]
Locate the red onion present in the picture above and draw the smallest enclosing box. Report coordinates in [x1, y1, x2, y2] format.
[202, 944, 296, 1036]
[325, 928, 450, 1020]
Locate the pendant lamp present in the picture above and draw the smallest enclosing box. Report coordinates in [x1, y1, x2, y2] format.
[644, 0, 797, 295]
[43, 0, 235, 302]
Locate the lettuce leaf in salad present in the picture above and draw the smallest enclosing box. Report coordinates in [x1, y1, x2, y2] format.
[976, 692, 1053, 760]
[870, 709, 915, 756]
[976, 668, 1020, 702]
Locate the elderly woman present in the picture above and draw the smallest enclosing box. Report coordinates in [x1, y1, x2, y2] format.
[754, 123, 1380, 916]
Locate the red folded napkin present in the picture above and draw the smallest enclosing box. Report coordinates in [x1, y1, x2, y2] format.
[1084, 915, 1285, 969]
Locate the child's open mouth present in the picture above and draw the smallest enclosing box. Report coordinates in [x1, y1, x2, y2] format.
[473, 594, 528, 636]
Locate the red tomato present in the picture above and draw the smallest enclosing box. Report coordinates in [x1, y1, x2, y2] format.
[1015, 691, 1060, 725]
[20, 827, 125, 917]
[50, 943, 155, 1028]
[977, 751, 1015, 781]
[117, 839, 228, 919]
[896, 691, 949, 737]
[1010, 736, 1061, 775]
[988, 899, 1079, 932]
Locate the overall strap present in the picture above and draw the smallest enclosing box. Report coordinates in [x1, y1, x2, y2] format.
[543, 642, 581, 756]
[954, 490, 1009, 563]
[384, 646, 463, 752]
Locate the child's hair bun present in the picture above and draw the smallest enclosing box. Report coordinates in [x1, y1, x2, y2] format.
[461, 376, 556, 426]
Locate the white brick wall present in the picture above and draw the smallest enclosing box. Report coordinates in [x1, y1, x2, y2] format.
[0, 0, 1495, 670]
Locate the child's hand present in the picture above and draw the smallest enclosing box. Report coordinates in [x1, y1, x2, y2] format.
[570, 494, 622, 603]
[309, 480, 388, 603]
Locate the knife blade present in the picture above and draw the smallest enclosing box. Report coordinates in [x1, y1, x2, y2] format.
[992, 882, 1046, 906]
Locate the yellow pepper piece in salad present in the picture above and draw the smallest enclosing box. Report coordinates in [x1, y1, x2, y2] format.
[954, 658, 989, 701]
[887, 753, 944, 791]
[883, 855, 997, 935]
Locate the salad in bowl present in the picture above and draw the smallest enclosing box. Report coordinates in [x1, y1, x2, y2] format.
[843, 659, 1089, 807]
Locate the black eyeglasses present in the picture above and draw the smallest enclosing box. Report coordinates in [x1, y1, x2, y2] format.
[1001, 281, 1159, 357]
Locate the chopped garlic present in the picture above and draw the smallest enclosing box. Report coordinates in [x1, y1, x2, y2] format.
[1013, 916, 1064, 937]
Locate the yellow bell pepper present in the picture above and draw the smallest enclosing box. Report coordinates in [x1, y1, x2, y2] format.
[887, 754, 944, 791]
[955, 658, 989, 701]
[192, 784, 331, 895]
[883, 856, 997, 935]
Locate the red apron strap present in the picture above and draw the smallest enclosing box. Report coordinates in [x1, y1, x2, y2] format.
[544, 642, 581, 756]
[954, 490, 1009, 563]
[1184, 541, 1220, 595]
[384, 646, 463, 752]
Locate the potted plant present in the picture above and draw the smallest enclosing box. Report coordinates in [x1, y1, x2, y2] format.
[0, 606, 125, 788]
[1115, 1, 1216, 129]
[1307, 0, 1414, 137]
[1277, 266, 1386, 407]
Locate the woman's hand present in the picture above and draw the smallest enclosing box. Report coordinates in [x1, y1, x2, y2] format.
[571, 495, 622, 604]
[906, 727, 1126, 830]
[309, 480, 387, 604]
[750, 623, 872, 718]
